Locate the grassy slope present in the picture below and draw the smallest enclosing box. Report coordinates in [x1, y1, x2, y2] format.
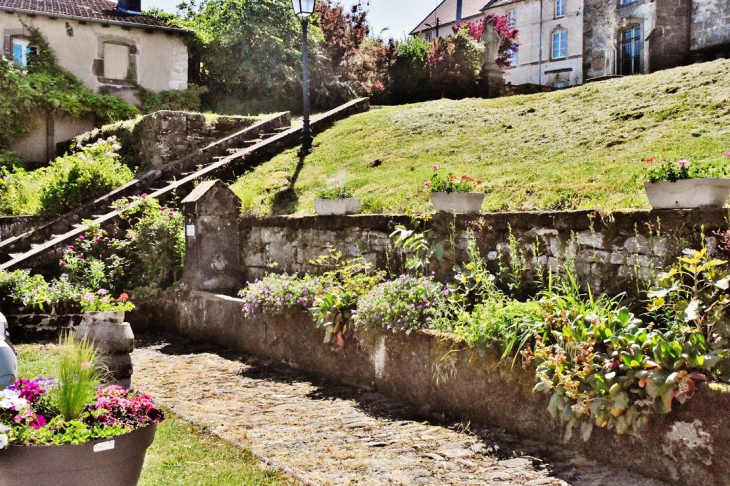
[231, 59, 730, 215]
[15, 345, 293, 486]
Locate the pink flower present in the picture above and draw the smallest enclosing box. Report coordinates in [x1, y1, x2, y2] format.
[677, 160, 689, 168]
[80, 362, 92, 371]
[645, 157, 655, 163]
[141, 193, 147, 199]
[423, 181, 431, 187]
[78, 236, 84, 241]
[725, 152, 730, 158]
[67, 245, 74, 250]
[83, 293, 94, 302]
[59, 261, 66, 266]
[97, 289, 108, 296]
[432, 165, 439, 170]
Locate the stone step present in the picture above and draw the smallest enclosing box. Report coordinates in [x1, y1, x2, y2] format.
[274, 127, 290, 132]
[8, 253, 24, 260]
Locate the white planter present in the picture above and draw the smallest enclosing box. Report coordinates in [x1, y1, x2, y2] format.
[430, 192, 485, 214]
[644, 178, 730, 209]
[314, 198, 361, 216]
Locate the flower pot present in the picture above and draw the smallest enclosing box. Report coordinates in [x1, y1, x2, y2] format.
[75, 311, 134, 388]
[0, 422, 157, 486]
[430, 192, 485, 214]
[314, 198, 361, 216]
[644, 178, 730, 209]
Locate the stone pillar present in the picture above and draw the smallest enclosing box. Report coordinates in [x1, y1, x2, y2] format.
[180, 179, 242, 293]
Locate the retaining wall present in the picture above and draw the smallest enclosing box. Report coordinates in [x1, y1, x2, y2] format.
[138, 290, 730, 486]
[234, 208, 727, 295]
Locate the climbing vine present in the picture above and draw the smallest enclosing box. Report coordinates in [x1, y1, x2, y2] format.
[0, 29, 138, 149]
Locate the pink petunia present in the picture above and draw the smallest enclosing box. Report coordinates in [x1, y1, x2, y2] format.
[677, 160, 690, 168]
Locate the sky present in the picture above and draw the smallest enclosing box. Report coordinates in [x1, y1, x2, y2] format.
[144, 0, 440, 39]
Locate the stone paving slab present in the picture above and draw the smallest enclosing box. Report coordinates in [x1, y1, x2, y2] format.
[131, 337, 669, 486]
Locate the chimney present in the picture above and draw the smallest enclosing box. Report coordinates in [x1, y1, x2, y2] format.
[117, 0, 142, 15]
[455, 0, 463, 25]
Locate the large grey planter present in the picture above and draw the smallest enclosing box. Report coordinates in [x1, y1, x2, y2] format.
[0, 423, 157, 486]
[430, 192, 485, 214]
[75, 311, 134, 388]
[644, 178, 730, 209]
[314, 198, 361, 216]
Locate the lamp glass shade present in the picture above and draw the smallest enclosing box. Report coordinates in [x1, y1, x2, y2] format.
[291, 0, 316, 17]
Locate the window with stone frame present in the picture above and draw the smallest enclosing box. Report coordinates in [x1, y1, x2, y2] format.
[619, 26, 642, 74]
[508, 10, 517, 28]
[555, 0, 566, 18]
[103, 42, 131, 80]
[11, 37, 34, 68]
[552, 31, 567, 59]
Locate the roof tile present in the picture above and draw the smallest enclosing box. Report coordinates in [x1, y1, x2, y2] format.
[0, 0, 186, 31]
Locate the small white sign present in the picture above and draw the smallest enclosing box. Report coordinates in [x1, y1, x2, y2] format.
[94, 440, 115, 452]
[186, 224, 196, 237]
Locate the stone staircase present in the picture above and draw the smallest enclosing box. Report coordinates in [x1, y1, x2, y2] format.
[0, 98, 370, 271]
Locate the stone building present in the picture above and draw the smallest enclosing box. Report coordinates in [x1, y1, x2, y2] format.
[483, 0, 584, 88]
[583, 0, 729, 80]
[411, 0, 729, 88]
[0, 0, 189, 162]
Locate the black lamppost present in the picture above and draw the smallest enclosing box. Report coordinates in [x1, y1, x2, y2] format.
[292, 0, 316, 153]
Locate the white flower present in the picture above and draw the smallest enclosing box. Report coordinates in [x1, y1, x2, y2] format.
[0, 433, 7, 449]
[0, 389, 28, 412]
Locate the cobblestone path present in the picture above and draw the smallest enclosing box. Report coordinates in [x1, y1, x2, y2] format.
[132, 337, 668, 486]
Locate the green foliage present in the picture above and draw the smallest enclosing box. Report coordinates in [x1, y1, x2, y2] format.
[426, 169, 483, 194]
[0, 151, 25, 171]
[648, 248, 730, 341]
[316, 186, 354, 199]
[38, 139, 133, 216]
[646, 159, 727, 183]
[309, 252, 384, 344]
[389, 224, 444, 276]
[136, 84, 208, 113]
[354, 275, 450, 334]
[385, 36, 433, 105]
[0, 271, 81, 312]
[19, 415, 129, 445]
[0, 139, 133, 216]
[0, 30, 137, 149]
[50, 334, 103, 422]
[117, 196, 186, 297]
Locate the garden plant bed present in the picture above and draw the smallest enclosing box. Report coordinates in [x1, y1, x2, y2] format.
[146, 291, 730, 486]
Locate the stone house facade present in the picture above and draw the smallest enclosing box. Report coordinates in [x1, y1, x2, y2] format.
[483, 0, 584, 88]
[0, 0, 189, 162]
[411, 0, 729, 88]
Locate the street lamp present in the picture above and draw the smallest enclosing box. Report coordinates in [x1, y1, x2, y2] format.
[292, 0, 316, 153]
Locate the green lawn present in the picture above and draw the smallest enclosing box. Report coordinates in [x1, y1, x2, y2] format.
[231, 58, 730, 215]
[14, 344, 294, 486]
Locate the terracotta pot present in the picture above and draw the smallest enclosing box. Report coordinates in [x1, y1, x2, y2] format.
[430, 192, 485, 214]
[314, 198, 361, 215]
[644, 178, 730, 209]
[0, 423, 157, 486]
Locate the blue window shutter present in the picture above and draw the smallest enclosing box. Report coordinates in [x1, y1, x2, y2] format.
[13, 43, 24, 67]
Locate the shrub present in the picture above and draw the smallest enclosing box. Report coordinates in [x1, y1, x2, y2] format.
[136, 85, 208, 113]
[426, 28, 483, 99]
[355, 275, 450, 334]
[38, 139, 132, 216]
[385, 36, 433, 105]
[239, 273, 321, 318]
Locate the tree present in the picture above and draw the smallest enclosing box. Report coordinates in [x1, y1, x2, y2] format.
[426, 27, 484, 99]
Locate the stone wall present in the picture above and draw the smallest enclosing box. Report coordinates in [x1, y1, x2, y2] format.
[690, 0, 730, 55]
[181, 181, 729, 297]
[133, 290, 730, 486]
[0, 216, 38, 242]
